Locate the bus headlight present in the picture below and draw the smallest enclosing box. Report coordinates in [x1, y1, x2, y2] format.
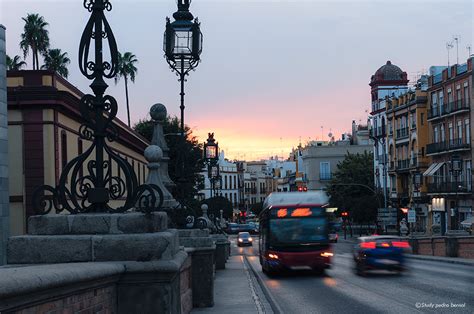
[321, 252, 333, 257]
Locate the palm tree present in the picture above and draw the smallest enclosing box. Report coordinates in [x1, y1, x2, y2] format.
[19, 13, 50, 70]
[6, 55, 27, 70]
[41, 48, 70, 78]
[115, 51, 138, 127]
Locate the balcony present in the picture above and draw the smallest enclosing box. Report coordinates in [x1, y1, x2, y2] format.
[426, 138, 470, 155]
[428, 180, 472, 194]
[441, 100, 470, 116]
[396, 127, 409, 139]
[428, 106, 439, 119]
[397, 159, 409, 170]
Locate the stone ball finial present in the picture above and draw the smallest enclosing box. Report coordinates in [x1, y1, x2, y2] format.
[201, 204, 208, 211]
[144, 145, 163, 163]
[150, 103, 167, 122]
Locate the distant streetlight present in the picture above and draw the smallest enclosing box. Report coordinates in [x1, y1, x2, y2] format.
[204, 133, 220, 198]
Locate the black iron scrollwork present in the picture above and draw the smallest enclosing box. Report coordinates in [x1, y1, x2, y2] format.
[33, 0, 162, 215]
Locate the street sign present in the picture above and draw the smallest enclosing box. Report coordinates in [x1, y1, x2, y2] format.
[408, 210, 416, 223]
[377, 208, 398, 225]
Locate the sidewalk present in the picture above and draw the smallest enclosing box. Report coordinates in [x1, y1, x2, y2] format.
[192, 254, 272, 314]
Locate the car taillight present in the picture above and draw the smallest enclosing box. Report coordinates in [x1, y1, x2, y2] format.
[360, 242, 376, 249]
[380, 242, 390, 247]
[321, 252, 333, 257]
[268, 253, 279, 259]
[392, 241, 410, 248]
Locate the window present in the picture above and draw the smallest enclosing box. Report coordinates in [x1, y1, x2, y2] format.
[438, 90, 444, 106]
[225, 175, 227, 189]
[449, 123, 453, 141]
[463, 84, 469, 105]
[234, 176, 237, 190]
[61, 131, 67, 170]
[440, 124, 445, 142]
[457, 120, 463, 141]
[466, 119, 471, 144]
[320, 162, 331, 180]
[230, 193, 233, 204]
[420, 113, 424, 125]
[434, 126, 439, 143]
[447, 89, 453, 104]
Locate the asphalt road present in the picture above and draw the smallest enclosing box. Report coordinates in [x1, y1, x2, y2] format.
[229, 235, 473, 314]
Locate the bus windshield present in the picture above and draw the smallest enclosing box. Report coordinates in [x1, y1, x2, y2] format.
[269, 216, 328, 244]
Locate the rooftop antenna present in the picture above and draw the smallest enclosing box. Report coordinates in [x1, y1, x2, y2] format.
[320, 126, 323, 141]
[446, 41, 454, 68]
[453, 35, 460, 65]
[467, 45, 472, 57]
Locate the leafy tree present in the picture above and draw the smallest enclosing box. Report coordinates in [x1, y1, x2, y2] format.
[134, 116, 205, 212]
[6, 55, 27, 70]
[41, 48, 70, 78]
[203, 196, 233, 220]
[250, 202, 264, 217]
[326, 151, 379, 226]
[20, 13, 50, 70]
[115, 52, 138, 127]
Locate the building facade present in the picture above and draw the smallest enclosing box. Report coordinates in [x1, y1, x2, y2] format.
[424, 58, 473, 233]
[386, 84, 430, 232]
[369, 61, 409, 199]
[7, 71, 150, 235]
[302, 124, 373, 191]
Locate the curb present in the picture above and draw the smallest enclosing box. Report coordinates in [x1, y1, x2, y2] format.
[405, 254, 474, 266]
[244, 255, 283, 314]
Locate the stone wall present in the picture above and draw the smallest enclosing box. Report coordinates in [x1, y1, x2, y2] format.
[0, 24, 9, 266]
[409, 236, 474, 258]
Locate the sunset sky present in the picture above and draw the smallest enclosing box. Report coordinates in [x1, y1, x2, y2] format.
[1, 0, 472, 160]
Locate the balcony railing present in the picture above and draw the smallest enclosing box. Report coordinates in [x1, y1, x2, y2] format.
[428, 181, 472, 193]
[396, 127, 409, 139]
[428, 106, 439, 119]
[426, 138, 470, 154]
[397, 159, 409, 169]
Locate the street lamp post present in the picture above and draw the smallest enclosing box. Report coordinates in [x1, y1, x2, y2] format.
[164, 0, 202, 190]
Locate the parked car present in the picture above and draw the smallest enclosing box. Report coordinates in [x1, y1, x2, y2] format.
[329, 233, 338, 243]
[353, 236, 410, 276]
[237, 232, 253, 247]
[226, 223, 240, 234]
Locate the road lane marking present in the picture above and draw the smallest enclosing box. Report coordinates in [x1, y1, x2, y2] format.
[241, 255, 265, 314]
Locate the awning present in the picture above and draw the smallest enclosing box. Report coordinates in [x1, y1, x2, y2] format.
[423, 162, 444, 176]
[460, 217, 473, 227]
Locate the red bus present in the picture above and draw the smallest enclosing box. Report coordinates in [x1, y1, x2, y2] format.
[258, 192, 333, 275]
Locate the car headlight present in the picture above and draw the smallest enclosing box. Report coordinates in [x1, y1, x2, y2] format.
[238, 238, 243, 242]
[249, 238, 253, 241]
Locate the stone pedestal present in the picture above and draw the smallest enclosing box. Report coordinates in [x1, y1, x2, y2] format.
[179, 229, 216, 308]
[6, 212, 190, 313]
[211, 234, 229, 270]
